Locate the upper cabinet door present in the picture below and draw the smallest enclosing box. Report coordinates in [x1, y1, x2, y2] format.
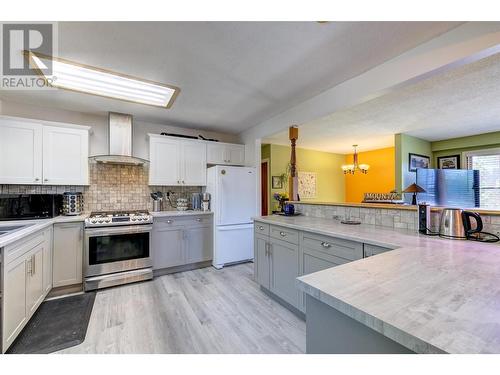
[149, 136, 181, 185]
[42, 126, 89, 185]
[207, 142, 245, 166]
[0, 119, 42, 184]
[181, 140, 207, 186]
[206, 143, 227, 164]
[226, 144, 245, 165]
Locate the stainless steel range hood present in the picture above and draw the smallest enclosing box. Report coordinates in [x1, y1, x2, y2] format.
[91, 112, 148, 166]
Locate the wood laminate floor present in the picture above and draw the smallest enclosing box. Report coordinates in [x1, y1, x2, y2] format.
[57, 263, 305, 354]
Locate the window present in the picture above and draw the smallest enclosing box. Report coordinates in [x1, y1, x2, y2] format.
[465, 148, 500, 209]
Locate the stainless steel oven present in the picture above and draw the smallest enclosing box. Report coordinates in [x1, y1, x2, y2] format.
[84, 223, 153, 291]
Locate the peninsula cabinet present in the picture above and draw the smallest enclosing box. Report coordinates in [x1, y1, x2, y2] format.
[149, 135, 207, 186]
[152, 215, 213, 272]
[52, 222, 84, 288]
[2, 227, 53, 353]
[253, 220, 388, 314]
[0, 116, 89, 185]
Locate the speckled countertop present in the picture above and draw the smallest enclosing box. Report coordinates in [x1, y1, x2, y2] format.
[151, 210, 213, 218]
[0, 214, 88, 248]
[254, 215, 500, 354]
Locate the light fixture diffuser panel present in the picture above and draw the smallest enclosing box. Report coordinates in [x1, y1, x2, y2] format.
[26, 52, 180, 108]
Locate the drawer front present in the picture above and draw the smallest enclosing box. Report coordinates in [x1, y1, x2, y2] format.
[154, 215, 212, 228]
[364, 243, 393, 258]
[270, 225, 299, 245]
[4, 230, 45, 264]
[254, 222, 269, 236]
[301, 232, 363, 261]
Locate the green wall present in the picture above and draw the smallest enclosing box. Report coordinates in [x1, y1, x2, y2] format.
[431, 131, 500, 166]
[395, 134, 432, 192]
[261, 144, 345, 213]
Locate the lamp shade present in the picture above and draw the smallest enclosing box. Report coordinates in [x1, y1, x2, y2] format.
[403, 183, 426, 194]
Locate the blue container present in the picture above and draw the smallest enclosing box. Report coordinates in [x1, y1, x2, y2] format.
[284, 203, 295, 216]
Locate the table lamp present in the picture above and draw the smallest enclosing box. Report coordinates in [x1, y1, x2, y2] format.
[403, 183, 426, 205]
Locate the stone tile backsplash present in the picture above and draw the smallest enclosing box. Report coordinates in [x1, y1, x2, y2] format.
[0, 162, 202, 212]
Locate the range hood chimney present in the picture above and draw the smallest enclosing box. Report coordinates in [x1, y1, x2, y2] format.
[91, 112, 148, 166]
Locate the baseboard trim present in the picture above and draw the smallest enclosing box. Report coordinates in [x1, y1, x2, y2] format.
[154, 260, 212, 276]
[260, 286, 305, 321]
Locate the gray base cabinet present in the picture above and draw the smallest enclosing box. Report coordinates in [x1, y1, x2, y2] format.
[52, 222, 83, 288]
[253, 220, 393, 314]
[2, 227, 52, 353]
[153, 215, 213, 271]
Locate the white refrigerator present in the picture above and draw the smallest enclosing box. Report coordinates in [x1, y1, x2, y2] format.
[206, 165, 257, 269]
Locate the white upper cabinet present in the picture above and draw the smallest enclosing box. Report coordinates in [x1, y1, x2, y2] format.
[181, 140, 207, 185]
[0, 116, 90, 185]
[43, 126, 89, 185]
[206, 142, 245, 165]
[0, 119, 42, 184]
[149, 135, 207, 186]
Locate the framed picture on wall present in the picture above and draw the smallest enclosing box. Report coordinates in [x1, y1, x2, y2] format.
[437, 155, 461, 169]
[272, 176, 283, 189]
[408, 153, 430, 172]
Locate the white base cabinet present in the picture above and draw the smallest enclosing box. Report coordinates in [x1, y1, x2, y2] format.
[152, 215, 213, 270]
[2, 227, 53, 353]
[52, 222, 83, 288]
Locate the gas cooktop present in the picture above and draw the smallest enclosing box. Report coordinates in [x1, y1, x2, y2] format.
[85, 210, 153, 227]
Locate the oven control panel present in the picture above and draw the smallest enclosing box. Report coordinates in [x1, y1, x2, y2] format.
[85, 211, 153, 227]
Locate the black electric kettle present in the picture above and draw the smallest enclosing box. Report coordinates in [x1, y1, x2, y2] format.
[462, 211, 483, 238]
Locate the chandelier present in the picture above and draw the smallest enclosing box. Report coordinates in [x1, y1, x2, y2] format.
[341, 145, 370, 174]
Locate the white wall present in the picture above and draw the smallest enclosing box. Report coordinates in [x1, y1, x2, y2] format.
[0, 99, 239, 159]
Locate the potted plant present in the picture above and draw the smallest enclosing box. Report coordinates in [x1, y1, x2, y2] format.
[273, 192, 289, 212]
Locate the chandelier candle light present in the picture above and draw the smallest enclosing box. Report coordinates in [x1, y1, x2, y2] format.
[342, 145, 370, 174]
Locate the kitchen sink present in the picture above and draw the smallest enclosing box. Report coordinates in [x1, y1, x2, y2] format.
[0, 224, 32, 238]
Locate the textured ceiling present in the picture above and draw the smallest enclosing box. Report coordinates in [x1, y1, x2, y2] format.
[264, 52, 500, 154]
[0, 21, 461, 134]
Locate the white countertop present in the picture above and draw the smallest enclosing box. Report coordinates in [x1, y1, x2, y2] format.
[151, 210, 213, 217]
[0, 214, 88, 248]
[254, 215, 500, 354]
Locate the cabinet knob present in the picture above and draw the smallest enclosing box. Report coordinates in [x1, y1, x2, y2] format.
[182, 180, 185, 184]
[259, 226, 264, 230]
[44, 178, 48, 182]
[166, 220, 173, 224]
[177, 180, 180, 184]
[196, 218, 202, 222]
[35, 177, 40, 181]
[279, 231, 286, 237]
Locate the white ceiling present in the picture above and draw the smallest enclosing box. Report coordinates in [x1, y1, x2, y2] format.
[264, 51, 500, 154]
[0, 21, 461, 134]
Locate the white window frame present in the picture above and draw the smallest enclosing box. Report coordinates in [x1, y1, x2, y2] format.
[462, 147, 500, 169]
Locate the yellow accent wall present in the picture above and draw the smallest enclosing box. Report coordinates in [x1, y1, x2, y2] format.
[345, 147, 395, 203]
[263, 144, 345, 212]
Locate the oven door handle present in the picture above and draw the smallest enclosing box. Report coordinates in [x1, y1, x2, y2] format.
[85, 224, 153, 237]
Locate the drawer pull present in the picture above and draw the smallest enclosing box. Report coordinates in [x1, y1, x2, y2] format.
[279, 231, 286, 237]
[196, 218, 202, 222]
[166, 220, 173, 224]
[259, 226, 264, 230]
[321, 242, 331, 248]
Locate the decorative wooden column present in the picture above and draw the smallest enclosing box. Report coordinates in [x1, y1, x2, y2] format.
[289, 126, 299, 201]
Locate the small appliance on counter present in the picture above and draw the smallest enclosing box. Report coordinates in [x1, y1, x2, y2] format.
[191, 192, 202, 211]
[0, 194, 62, 220]
[62, 192, 84, 216]
[438, 208, 499, 242]
[150, 191, 163, 212]
[202, 192, 210, 212]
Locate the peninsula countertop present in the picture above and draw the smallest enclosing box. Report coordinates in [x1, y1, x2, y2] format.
[254, 215, 500, 354]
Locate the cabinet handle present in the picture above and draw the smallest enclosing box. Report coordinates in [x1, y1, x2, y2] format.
[27, 258, 32, 276]
[196, 218, 202, 222]
[44, 178, 48, 182]
[268, 243, 272, 256]
[32, 254, 36, 275]
[35, 177, 40, 181]
[321, 242, 331, 248]
[265, 242, 269, 256]
[166, 220, 173, 224]
[279, 231, 286, 237]
[177, 180, 180, 184]
[259, 226, 264, 230]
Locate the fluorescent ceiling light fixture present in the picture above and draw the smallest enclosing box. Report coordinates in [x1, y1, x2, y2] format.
[25, 52, 180, 108]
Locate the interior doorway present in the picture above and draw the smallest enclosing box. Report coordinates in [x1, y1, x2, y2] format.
[261, 160, 269, 216]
